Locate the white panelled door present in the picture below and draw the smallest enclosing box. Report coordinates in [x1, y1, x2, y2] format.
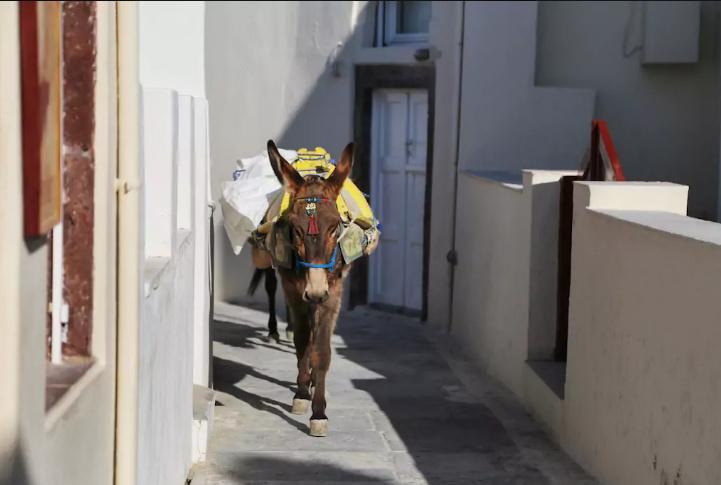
[369, 89, 428, 312]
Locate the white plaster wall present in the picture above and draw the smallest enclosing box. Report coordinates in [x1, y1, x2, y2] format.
[525, 170, 579, 360]
[138, 1, 206, 98]
[564, 182, 721, 484]
[137, 3, 211, 479]
[451, 169, 574, 397]
[457, 2, 595, 175]
[139, 234, 195, 485]
[177, 95, 194, 231]
[427, 1, 595, 328]
[425, 0, 463, 328]
[193, 98, 212, 387]
[537, 1, 721, 220]
[451, 172, 531, 398]
[142, 87, 178, 258]
[205, 2, 596, 325]
[138, 84, 209, 483]
[206, 1, 359, 304]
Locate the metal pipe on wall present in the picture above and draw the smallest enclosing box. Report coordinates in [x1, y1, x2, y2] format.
[115, 2, 142, 483]
[447, 0, 466, 333]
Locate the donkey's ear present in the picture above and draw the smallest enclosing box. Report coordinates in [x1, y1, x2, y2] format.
[327, 142, 354, 195]
[268, 140, 303, 193]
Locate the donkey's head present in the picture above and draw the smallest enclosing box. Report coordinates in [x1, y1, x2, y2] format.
[267, 140, 353, 303]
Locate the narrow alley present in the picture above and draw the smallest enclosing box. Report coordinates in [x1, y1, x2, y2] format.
[190, 304, 594, 484]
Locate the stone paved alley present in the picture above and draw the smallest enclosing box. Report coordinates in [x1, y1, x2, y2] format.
[190, 303, 596, 484]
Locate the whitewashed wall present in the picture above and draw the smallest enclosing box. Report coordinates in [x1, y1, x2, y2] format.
[137, 3, 211, 483]
[562, 181, 721, 484]
[537, 1, 721, 221]
[451, 170, 573, 398]
[451, 172, 531, 398]
[205, 1, 596, 322]
[449, 172, 721, 484]
[457, 2, 594, 175]
[139, 1, 206, 98]
[205, 1, 361, 305]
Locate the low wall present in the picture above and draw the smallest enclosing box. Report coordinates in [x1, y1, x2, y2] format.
[138, 86, 210, 485]
[451, 175, 721, 484]
[139, 234, 195, 485]
[451, 170, 573, 398]
[564, 182, 721, 484]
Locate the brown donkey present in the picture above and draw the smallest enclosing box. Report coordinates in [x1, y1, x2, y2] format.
[266, 140, 354, 437]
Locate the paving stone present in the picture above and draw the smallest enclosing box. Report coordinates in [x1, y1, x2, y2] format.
[191, 303, 597, 484]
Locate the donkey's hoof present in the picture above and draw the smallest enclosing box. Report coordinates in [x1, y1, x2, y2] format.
[285, 329, 294, 342]
[309, 419, 328, 437]
[267, 331, 280, 343]
[291, 398, 310, 415]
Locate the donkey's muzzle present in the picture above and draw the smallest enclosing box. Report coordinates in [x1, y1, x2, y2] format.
[304, 267, 330, 303]
[303, 289, 329, 304]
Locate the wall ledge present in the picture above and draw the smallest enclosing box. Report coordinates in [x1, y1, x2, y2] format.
[593, 209, 721, 247]
[461, 169, 523, 190]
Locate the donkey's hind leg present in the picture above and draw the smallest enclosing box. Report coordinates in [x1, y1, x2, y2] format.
[265, 268, 280, 342]
[285, 304, 294, 342]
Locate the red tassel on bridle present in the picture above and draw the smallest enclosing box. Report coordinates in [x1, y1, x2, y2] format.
[308, 214, 319, 235]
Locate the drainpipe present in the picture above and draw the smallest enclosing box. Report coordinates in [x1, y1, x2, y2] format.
[447, 1, 466, 332]
[50, 223, 64, 363]
[115, 2, 141, 484]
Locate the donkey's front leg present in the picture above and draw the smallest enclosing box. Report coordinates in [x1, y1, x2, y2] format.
[291, 310, 312, 415]
[309, 316, 333, 437]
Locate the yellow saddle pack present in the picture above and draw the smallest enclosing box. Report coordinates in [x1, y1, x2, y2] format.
[261, 147, 377, 231]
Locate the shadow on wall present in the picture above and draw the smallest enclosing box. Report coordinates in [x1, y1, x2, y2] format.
[205, 1, 371, 309]
[0, 445, 31, 485]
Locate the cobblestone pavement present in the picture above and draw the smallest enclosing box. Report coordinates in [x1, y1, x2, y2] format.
[190, 303, 596, 485]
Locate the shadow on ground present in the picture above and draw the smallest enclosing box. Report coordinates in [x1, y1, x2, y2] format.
[333, 312, 553, 484]
[199, 305, 593, 484]
[221, 455, 393, 484]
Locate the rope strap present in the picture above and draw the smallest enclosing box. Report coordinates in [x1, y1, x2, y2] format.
[296, 245, 338, 270]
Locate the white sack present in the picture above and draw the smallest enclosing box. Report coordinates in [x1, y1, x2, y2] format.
[220, 148, 296, 254]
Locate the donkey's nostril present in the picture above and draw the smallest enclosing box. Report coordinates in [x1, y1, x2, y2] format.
[303, 290, 328, 304]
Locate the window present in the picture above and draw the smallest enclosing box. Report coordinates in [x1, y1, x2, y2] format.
[376, 1, 431, 46]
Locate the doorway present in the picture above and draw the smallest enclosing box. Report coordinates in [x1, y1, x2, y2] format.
[368, 89, 428, 313]
[350, 64, 434, 319]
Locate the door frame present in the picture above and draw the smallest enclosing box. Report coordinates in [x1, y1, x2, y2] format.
[350, 64, 435, 320]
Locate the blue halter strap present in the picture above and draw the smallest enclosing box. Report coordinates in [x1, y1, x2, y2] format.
[296, 245, 338, 270]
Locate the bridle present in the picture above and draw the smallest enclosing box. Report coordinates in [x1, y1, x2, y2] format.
[289, 196, 341, 272]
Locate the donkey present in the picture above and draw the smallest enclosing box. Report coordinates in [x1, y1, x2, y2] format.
[260, 139, 354, 437]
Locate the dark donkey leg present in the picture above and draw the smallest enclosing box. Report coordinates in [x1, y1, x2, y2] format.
[308, 301, 339, 437]
[290, 305, 312, 414]
[264, 268, 280, 342]
[285, 304, 294, 342]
